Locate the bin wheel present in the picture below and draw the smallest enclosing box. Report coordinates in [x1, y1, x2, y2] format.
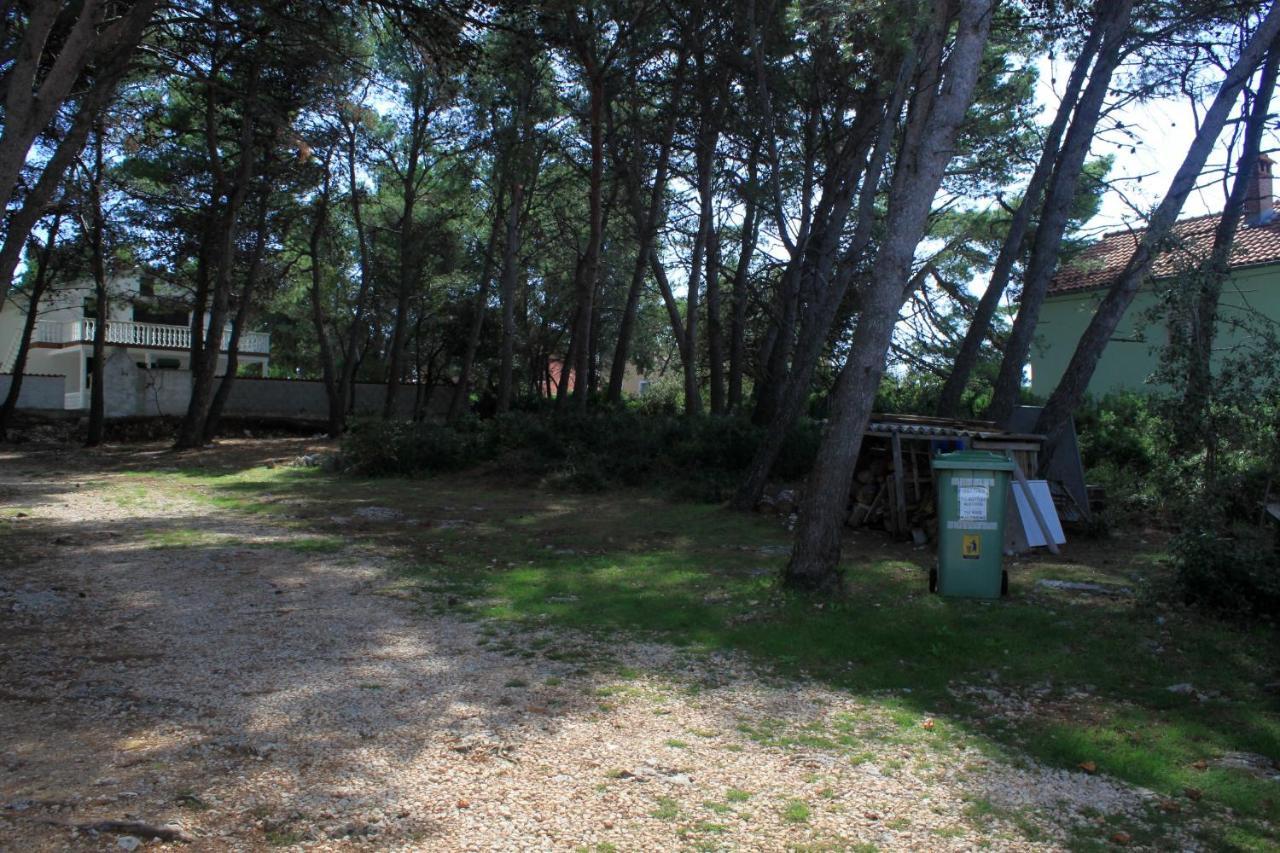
[928, 567, 938, 594]
[1001, 569, 1009, 597]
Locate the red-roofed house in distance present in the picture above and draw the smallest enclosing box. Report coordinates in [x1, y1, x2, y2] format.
[1028, 155, 1280, 397]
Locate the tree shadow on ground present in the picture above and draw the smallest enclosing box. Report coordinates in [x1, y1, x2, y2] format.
[1, 440, 1277, 850]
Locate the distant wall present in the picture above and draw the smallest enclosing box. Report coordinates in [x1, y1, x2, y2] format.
[1029, 264, 1280, 398]
[0, 374, 64, 411]
[131, 369, 450, 421]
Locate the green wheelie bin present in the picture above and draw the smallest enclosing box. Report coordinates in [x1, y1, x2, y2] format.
[930, 450, 1015, 598]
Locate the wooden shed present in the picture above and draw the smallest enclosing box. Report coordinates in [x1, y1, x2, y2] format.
[847, 414, 1045, 540]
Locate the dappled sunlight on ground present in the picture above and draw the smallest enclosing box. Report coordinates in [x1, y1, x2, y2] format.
[0, 438, 1276, 850]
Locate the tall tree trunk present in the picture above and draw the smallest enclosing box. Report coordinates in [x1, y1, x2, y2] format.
[384, 91, 430, 420]
[451, 192, 503, 420]
[568, 71, 606, 412]
[707, 223, 725, 414]
[497, 181, 526, 413]
[607, 47, 689, 404]
[0, 4, 150, 314]
[1034, 5, 1280, 450]
[383, 206, 418, 419]
[986, 0, 1134, 426]
[0, 0, 156, 252]
[934, 18, 1104, 417]
[205, 191, 271, 442]
[0, 215, 61, 438]
[1179, 44, 1279, 461]
[85, 125, 108, 447]
[176, 71, 259, 449]
[307, 161, 344, 436]
[680, 122, 719, 417]
[728, 149, 761, 413]
[786, 0, 996, 592]
[730, 42, 915, 510]
[334, 123, 375, 432]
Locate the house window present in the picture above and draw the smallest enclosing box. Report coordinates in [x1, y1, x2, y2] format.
[637, 379, 651, 395]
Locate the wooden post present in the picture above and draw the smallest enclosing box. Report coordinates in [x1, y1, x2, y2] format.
[891, 431, 908, 537]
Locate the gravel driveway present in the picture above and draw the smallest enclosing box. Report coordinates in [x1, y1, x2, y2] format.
[0, 441, 1171, 851]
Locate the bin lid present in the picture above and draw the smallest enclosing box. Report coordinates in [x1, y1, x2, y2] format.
[930, 450, 1016, 472]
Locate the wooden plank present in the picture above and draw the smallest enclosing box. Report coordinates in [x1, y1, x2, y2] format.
[971, 440, 1042, 452]
[1008, 453, 1060, 555]
[909, 442, 920, 505]
[891, 432, 907, 537]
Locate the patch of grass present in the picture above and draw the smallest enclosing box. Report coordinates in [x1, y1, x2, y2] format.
[781, 800, 811, 823]
[725, 788, 751, 803]
[651, 797, 680, 820]
[664, 738, 688, 749]
[265, 828, 305, 846]
[503, 678, 528, 688]
[144, 528, 240, 549]
[126, 459, 1280, 849]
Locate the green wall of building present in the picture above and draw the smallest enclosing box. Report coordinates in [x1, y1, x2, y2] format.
[1028, 263, 1280, 398]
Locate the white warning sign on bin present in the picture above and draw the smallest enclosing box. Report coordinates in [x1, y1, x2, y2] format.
[957, 484, 990, 521]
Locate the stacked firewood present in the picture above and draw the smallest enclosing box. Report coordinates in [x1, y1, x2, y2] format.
[845, 443, 937, 539]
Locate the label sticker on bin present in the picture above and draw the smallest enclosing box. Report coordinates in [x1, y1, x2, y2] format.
[957, 484, 990, 520]
[962, 534, 981, 559]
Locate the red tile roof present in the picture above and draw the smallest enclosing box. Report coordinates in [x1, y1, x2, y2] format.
[1047, 203, 1280, 295]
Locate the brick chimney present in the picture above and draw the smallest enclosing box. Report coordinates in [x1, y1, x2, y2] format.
[1244, 153, 1274, 224]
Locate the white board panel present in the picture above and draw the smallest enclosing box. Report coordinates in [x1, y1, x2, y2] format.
[1012, 480, 1066, 547]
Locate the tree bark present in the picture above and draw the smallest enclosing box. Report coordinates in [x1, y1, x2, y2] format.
[1178, 44, 1279, 458]
[728, 148, 761, 413]
[205, 190, 271, 441]
[986, 0, 1134, 426]
[707, 223, 725, 414]
[383, 84, 432, 420]
[0, 4, 151, 313]
[934, 17, 1104, 417]
[496, 181, 526, 412]
[607, 47, 689, 404]
[568, 70, 606, 412]
[1034, 4, 1280, 449]
[451, 191, 503, 420]
[0, 0, 156, 232]
[85, 125, 108, 447]
[307, 155, 344, 437]
[175, 77, 259, 449]
[333, 120, 375, 432]
[786, 0, 996, 592]
[730, 41, 915, 511]
[0, 215, 61, 438]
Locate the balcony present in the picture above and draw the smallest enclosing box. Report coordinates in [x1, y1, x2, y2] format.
[34, 319, 270, 356]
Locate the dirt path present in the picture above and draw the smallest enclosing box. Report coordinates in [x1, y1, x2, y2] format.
[1, 441, 1169, 851]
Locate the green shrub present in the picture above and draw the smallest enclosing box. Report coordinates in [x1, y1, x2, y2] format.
[1171, 525, 1280, 617]
[340, 418, 495, 475]
[1075, 391, 1162, 473]
[338, 410, 820, 499]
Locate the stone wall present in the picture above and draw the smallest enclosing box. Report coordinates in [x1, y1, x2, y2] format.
[0, 374, 65, 411]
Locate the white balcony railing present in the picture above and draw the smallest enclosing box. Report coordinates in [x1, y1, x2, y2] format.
[33, 319, 269, 355]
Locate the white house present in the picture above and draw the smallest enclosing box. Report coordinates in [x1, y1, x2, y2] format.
[0, 273, 270, 411]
